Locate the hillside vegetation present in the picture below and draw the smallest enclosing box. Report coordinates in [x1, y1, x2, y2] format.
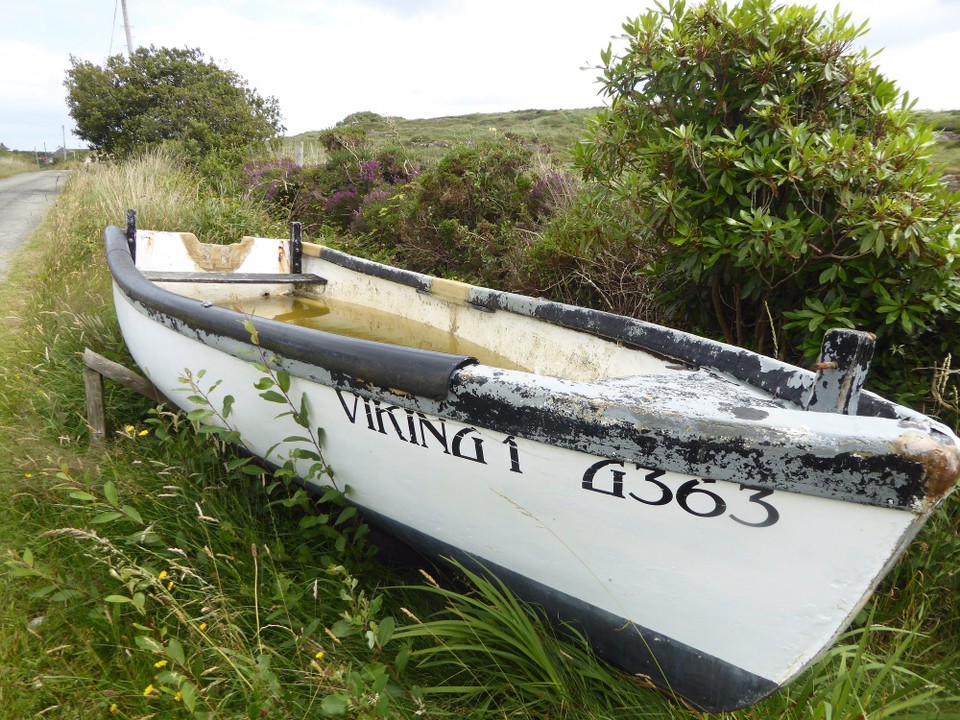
[920, 110, 960, 176]
[282, 107, 960, 178]
[280, 108, 599, 165]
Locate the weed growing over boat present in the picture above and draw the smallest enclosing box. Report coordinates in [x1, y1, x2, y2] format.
[167, 345, 411, 713]
[175, 357, 373, 568]
[241, 318, 335, 487]
[392, 559, 658, 717]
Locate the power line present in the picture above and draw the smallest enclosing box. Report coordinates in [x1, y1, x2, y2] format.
[108, 0, 118, 56]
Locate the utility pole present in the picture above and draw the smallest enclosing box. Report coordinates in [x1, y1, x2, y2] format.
[120, 0, 134, 57]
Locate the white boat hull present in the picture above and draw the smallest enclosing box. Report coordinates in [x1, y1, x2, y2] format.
[105, 221, 959, 711]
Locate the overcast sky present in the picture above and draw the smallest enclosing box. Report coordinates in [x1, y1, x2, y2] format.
[2, 0, 958, 152]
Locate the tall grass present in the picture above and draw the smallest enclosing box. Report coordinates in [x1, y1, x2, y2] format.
[0, 149, 957, 719]
[0, 153, 38, 179]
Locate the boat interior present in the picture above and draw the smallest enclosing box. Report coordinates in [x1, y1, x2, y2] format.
[141, 232, 681, 384]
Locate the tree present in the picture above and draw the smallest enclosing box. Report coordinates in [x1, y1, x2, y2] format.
[576, 0, 960, 376]
[65, 46, 283, 160]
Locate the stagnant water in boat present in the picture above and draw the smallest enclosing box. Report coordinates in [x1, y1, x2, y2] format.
[224, 294, 528, 371]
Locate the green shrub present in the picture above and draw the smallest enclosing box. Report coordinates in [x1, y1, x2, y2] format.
[528, 187, 667, 320]
[243, 146, 421, 238]
[65, 46, 282, 162]
[379, 141, 562, 284]
[317, 126, 368, 153]
[243, 138, 577, 290]
[336, 110, 385, 126]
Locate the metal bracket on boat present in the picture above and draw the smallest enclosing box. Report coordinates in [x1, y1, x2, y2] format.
[803, 329, 876, 415]
[290, 221, 303, 274]
[125, 208, 137, 262]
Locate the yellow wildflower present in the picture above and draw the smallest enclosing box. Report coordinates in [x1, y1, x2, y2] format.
[125, 425, 135, 433]
[23, 473, 32, 479]
[154, 659, 168, 669]
[109, 703, 118, 714]
[138, 429, 149, 436]
[174, 691, 182, 702]
[158, 570, 168, 581]
[143, 683, 155, 696]
[198, 622, 207, 632]
[166, 581, 174, 591]
[315, 650, 325, 660]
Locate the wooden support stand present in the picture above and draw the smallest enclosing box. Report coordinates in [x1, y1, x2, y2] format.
[83, 348, 170, 443]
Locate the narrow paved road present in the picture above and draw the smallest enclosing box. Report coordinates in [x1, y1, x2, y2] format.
[0, 170, 67, 281]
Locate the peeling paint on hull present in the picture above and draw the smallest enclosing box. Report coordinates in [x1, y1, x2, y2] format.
[105, 224, 960, 712]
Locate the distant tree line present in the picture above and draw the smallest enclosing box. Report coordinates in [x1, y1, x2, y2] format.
[65, 46, 283, 161]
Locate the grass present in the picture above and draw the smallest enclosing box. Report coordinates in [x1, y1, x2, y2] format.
[911, 111, 960, 176]
[0, 153, 39, 179]
[0, 139, 958, 719]
[932, 143, 960, 177]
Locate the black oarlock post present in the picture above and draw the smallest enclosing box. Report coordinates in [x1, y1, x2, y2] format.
[125, 208, 137, 263]
[290, 221, 303, 274]
[804, 329, 876, 415]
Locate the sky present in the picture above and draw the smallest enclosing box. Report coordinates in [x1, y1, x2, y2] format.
[2, 0, 959, 152]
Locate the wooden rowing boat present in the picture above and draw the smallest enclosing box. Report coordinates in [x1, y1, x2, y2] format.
[104, 212, 959, 711]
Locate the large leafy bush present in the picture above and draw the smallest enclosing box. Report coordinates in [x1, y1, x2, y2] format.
[65, 46, 283, 161]
[381, 142, 552, 282]
[576, 0, 960, 404]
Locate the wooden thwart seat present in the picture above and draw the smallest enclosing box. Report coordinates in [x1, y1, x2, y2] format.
[143, 271, 327, 285]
